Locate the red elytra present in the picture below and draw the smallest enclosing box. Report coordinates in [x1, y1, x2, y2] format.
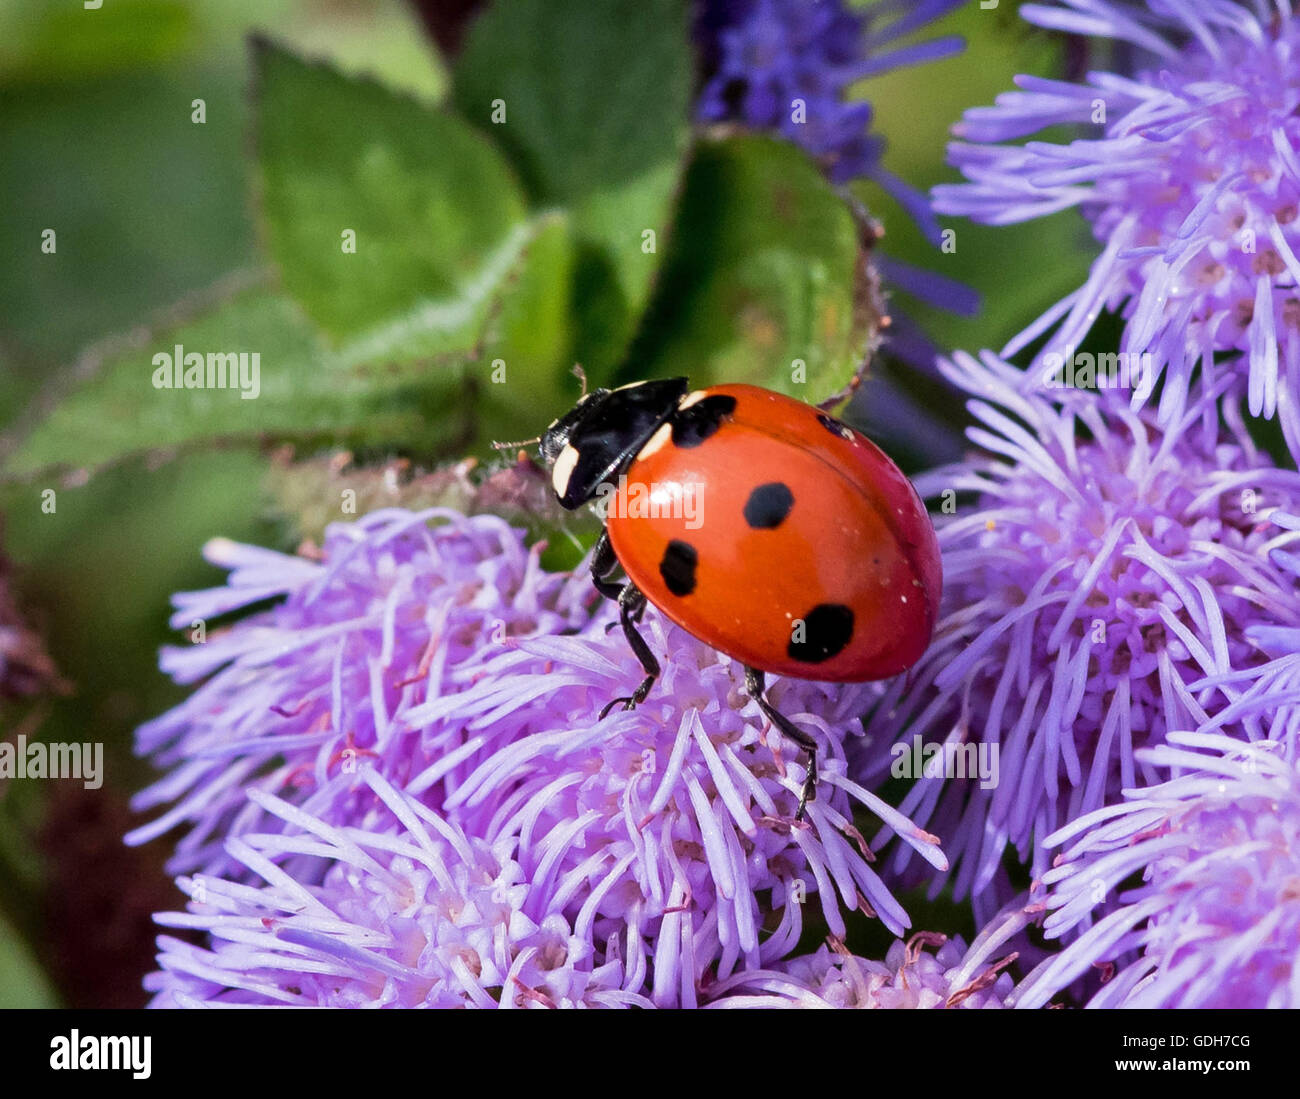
[604, 383, 941, 681]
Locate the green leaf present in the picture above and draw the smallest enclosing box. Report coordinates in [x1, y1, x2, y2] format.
[0, 0, 196, 85]
[331, 219, 536, 370]
[4, 284, 467, 479]
[452, 0, 692, 378]
[0, 909, 58, 1008]
[470, 213, 583, 448]
[334, 211, 582, 448]
[254, 38, 528, 345]
[622, 134, 881, 401]
[0, 67, 254, 369]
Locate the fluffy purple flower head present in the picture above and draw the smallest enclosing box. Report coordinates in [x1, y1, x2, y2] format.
[1013, 731, 1300, 1008]
[1191, 510, 1300, 754]
[705, 901, 1031, 1008]
[934, 0, 1300, 448]
[696, 0, 964, 233]
[126, 508, 592, 876]
[861, 350, 1300, 904]
[132, 504, 948, 1006]
[408, 612, 948, 1007]
[147, 769, 650, 1007]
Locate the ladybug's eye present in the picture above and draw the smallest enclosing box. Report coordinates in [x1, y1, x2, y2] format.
[539, 429, 565, 464]
[540, 389, 611, 465]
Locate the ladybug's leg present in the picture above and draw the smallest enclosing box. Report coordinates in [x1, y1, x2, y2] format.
[599, 583, 660, 718]
[744, 667, 818, 821]
[589, 530, 624, 602]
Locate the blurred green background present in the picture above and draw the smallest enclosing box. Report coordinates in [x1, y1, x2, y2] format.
[0, 0, 1088, 1006]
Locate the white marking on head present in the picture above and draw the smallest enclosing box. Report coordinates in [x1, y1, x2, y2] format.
[678, 389, 709, 409]
[614, 380, 649, 392]
[552, 444, 580, 498]
[636, 422, 673, 461]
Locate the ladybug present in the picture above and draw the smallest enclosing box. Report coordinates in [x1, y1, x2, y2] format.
[526, 375, 941, 819]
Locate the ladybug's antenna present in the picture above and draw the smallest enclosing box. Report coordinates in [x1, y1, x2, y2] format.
[491, 364, 588, 453]
[490, 435, 541, 453]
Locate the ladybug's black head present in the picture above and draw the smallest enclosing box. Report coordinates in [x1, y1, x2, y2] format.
[539, 387, 610, 466]
[541, 378, 689, 509]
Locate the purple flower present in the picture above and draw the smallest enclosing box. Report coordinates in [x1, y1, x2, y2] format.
[126, 508, 593, 876]
[410, 614, 948, 1007]
[705, 901, 1031, 1008]
[146, 769, 651, 1007]
[1013, 731, 1300, 1008]
[933, 0, 1300, 450]
[860, 350, 1300, 906]
[132, 505, 949, 1006]
[1192, 510, 1300, 755]
[696, 0, 964, 235]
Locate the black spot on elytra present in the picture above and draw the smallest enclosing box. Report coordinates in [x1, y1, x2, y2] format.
[659, 540, 698, 596]
[816, 412, 855, 441]
[672, 395, 737, 447]
[743, 482, 794, 529]
[788, 603, 855, 664]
